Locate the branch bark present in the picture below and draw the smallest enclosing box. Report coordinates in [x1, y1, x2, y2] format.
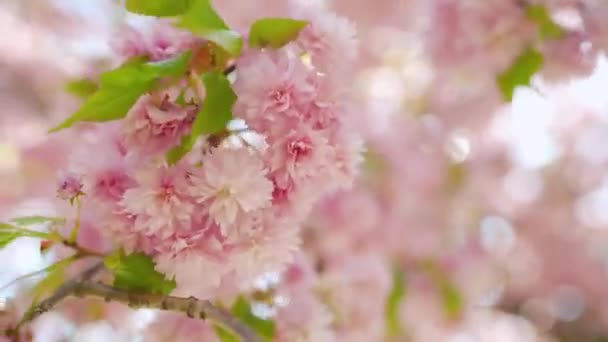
[11, 279, 261, 342]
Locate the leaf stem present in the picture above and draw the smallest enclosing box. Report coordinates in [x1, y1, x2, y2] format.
[61, 239, 105, 258]
[67, 197, 82, 243]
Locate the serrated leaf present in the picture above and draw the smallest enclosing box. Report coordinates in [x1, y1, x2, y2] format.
[50, 85, 148, 132]
[526, 4, 565, 40]
[166, 71, 236, 164]
[445, 162, 466, 193]
[175, 89, 188, 106]
[193, 71, 236, 135]
[0, 230, 20, 249]
[249, 18, 308, 49]
[143, 51, 194, 79]
[65, 79, 98, 99]
[422, 260, 463, 320]
[125, 0, 192, 17]
[104, 250, 176, 295]
[31, 257, 75, 301]
[50, 52, 192, 132]
[362, 148, 388, 175]
[0, 223, 52, 249]
[385, 269, 406, 338]
[166, 135, 191, 165]
[214, 325, 239, 342]
[497, 47, 543, 101]
[439, 280, 462, 319]
[176, 0, 242, 56]
[11, 216, 65, 226]
[232, 297, 275, 340]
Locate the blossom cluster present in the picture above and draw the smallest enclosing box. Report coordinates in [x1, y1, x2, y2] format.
[5, 0, 608, 341]
[55, 10, 360, 300]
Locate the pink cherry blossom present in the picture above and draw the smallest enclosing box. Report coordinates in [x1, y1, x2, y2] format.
[67, 124, 135, 203]
[233, 49, 316, 129]
[293, 7, 358, 74]
[123, 95, 196, 158]
[56, 171, 82, 200]
[120, 163, 194, 239]
[189, 147, 273, 233]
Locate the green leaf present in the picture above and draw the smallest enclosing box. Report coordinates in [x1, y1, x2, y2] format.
[175, 89, 188, 106]
[166, 135, 191, 165]
[214, 325, 239, 342]
[125, 0, 193, 16]
[65, 78, 98, 99]
[50, 52, 192, 132]
[98, 53, 192, 87]
[439, 279, 463, 319]
[31, 257, 76, 301]
[193, 71, 236, 135]
[0, 223, 52, 249]
[497, 47, 543, 101]
[11, 216, 65, 226]
[422, 260, 463, 320]
[526, 4, 565, 40]
[143, 52, 194, 79]
[50, 85, 147, 132]
[445, 162, 466, 193]
[215, 296, 274, 341]
[232, 297, 275, 340]
[0, 229, 20, 249]
[176, 0, 242, 56]
[166, 71, 236, 164]
[104, 250, 176, 295]
[385, 269, 406, 338]
[249, 18, 308, 49]
[362, 148, 388, 176]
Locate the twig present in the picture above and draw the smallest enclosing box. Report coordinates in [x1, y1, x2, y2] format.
[6, 262, 104, 338]
[61, 239, 105, 258]
[9, 276, 261, 342]
[223, 64, 236, 76]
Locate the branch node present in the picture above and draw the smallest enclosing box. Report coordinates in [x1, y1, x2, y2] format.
[186, 296, 197, 318]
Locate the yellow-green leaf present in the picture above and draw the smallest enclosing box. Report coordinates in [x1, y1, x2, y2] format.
[65, 78, 98, 99]
[497, 47, 543, 101]
[445, 162, 466, 194]
[214, 325, 239, 342]
[176, 0, 242, 56]
[104, 250, 176, 295]
[166, 71, 236, 164]
[125, 0, 193, 17]
[50, 52, 192, 132]
[526, 4, 565, 40]
[0, 229, 21, 249]
[11, 216, 65, 226]
[439, 279, 463, 319]
[0, 223, 52, 249]
[193, 71, 236, 135]
[385, 268, 406, 338]
[166, 135, 191, 165]
[249, 18, 308, 49]
[31, 257, 76, 301]
[215, 296, 274, 341]
[422, 260, 464, 320]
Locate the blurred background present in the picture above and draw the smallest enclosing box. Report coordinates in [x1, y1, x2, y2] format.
[3, 0, 608, 341]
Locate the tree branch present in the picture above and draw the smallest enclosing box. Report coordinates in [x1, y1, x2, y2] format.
[11, 279, 261, 342]
[223, 64, 236, 76]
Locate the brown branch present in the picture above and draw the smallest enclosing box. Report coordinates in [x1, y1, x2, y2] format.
[223, 64, 236, 76]
[10, 277, 261, 342]
[6, 262, 104, 340]
[60, 239, 106, 258]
